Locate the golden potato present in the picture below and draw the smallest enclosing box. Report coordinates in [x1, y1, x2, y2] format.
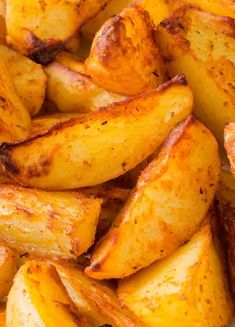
[54, 264, 145, 326]
[0, 75, 192, 190]
[6, 261, 92, 327]
[0, 44, 46, 116]
[0, 183, 101, 259]
[118, 225, 233, 327]
[0, 59, 30, 142]
[45, 61, 125, 113]
[0, 244, 18, 297]
[85, 4, 165, 96]
[225, 123, 235, 177]
[6, 0, 108, 64]
[86, 116, 220, 279]
[156, 6, 235, 144]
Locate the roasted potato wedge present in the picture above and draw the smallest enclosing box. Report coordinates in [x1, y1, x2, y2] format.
[85, 4, 165, 96]
[45, 61, 125, 113]
[118, 225, 233, 327]
[54, 264, 145, 326]
[0, 59, 30, 142]
[0, 44, 46, 116]
[0, 244, 18, 298]
[6, 261, 92, 327]
[0, 75, 192, 190]
[225, 123, 235, 177]
[6, 0, 108, 64]
[86, 116, 220, 279]
[0, 183, 101, 259]
[156, 6, 235, 144]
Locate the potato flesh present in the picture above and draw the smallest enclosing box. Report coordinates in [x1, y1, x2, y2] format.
[0, 77, 192, 190]
[0, 244, 18, 297]
[0, 184, 101, 259]
[86, 116, 220, 279]
[224, 123, 235, 177]
[118, 225, 233, 327]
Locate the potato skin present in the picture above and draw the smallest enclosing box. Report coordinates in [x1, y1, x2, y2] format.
[225, 123, 235, 177]
[0, 76, 192, 190]
[85, 5, 166, 96]
[0, 183, 101, 259]
[156, 6, 235, 144]
[118, 225, 233, 327]
[85, 116, 220, 279]
[0, 244, 18, 298]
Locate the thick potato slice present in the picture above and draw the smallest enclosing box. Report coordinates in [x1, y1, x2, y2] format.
[225, 123, 235, 177]
[85, 4, 165, 96]
[6, 261, 92, 327]
[0, 244, 18, 297]
[6, 0, 108, 64]
[0, 183, 101, 259]
[54, 264, 145, 326]
[118, 225, 233, 327]
[156, 6, 235, 144]
[0, 59, 30, 142]
[85, 116, 220, 279]
[0, 44, 46, 116]
[45, 61, 125, 113]
[0, 75, 192, 190]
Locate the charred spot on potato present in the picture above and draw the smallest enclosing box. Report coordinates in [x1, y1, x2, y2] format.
[0, 147, 19, 175]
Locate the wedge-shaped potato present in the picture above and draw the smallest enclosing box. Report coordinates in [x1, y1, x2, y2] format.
[0, 244, 18, 297]
[45, 61, 125, 113]
[0, 184, 101, 259]
[118, 225, 233, 326]
[0, 59, 30, 142]
[86, 116, 220, 279]
[7, 261, 92, 327]
[85, 4, 165, 96]
[0, 44, 46, 116]
[225, 123, 235, 177]
[167, 0, 235, 18]
[54, 264, 145, 326]
[0, 75, 192, 190]
[156, 6, 235, 144]
[6, 0, 108, 64]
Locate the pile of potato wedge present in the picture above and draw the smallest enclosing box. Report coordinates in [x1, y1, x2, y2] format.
[0, 0, 234, 326]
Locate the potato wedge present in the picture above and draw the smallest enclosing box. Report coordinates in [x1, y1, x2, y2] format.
[225, 123, 235, 177]
[54, 264, 145, 326]
[6, 0, 108, 64]
[0, 59, 30, 142]
[0, 75, 192, 190]
[0, 44, 46, 116]
[0, 183, 101, 259]
[45, 61, 125, 113]
[86, 116, 220, 279]
[6, 261, 92, 327]
[167, 0, 235, 18]
[0, 244, 18, 297]
[85, 4, 165, 96]
[156, 6, 235, 144]
[118, 225, 233, 327]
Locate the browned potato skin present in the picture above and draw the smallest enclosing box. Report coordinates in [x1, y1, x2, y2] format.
[0, 244, 18, 297]
[86, 116, 220, 279]
[0, 75, 192, 190]
[0, 183, 101, 260]
[225, 123, 235, 177]
[85, 5, 166, 96]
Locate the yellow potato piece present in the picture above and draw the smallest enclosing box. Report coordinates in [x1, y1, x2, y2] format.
[156, 6, 235, 144]
[6, 261, 92, 327]
[45, 61, 125, 113]
[225, 123, 235, 177]
[0, 44, 46, 116]
[86, 116, 220, 279]
[118, 225, 233, 327]
[85, 4, 165, 96]
[0, 183, 101, 259]
[0, 244, 18, 297]
[0, 59, 30, 142]
[54, 264, 145, 326]
[0, 75, 192, 190]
